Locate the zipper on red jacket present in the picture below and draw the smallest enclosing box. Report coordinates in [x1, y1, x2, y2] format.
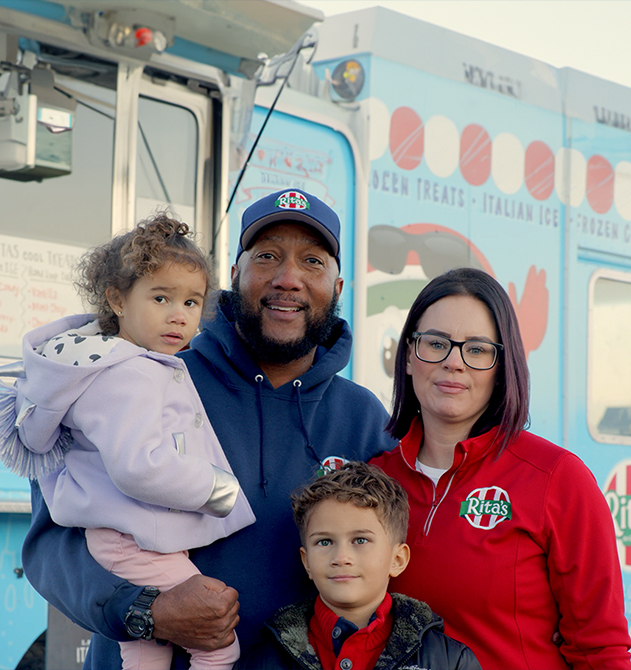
[422, 452, 467, 537]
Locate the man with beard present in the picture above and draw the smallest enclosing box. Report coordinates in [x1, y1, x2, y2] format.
[22, 189, 396, 669]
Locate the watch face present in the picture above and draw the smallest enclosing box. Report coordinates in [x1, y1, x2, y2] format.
[126, 610, 153, 639]
[125, 587, 159, 640]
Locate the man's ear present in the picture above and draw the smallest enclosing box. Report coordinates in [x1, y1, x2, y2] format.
[106, 287, 123, 315]
[230, 264, 239, 284]
[300, 547, 312, 580]
[389, 543, 410, 578]
[334, 277, 344, 299]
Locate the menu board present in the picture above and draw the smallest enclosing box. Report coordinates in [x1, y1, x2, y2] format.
[0, 233, 85, 358]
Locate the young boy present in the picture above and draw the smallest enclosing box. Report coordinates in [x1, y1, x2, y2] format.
[236, 462, 481, 670]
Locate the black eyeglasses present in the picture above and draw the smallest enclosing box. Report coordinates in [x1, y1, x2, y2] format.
[410, 332, 503, 370]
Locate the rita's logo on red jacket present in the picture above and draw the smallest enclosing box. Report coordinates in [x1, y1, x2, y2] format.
[459, 486, 512, 529]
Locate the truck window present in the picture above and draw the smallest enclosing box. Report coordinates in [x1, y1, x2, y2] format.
[0, 75, 114, 247]
[589, 274, 631, 443]
[136, 96, 197, 226]
[0, 76, 114, 357]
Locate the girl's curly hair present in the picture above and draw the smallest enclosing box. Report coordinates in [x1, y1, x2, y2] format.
[75, 212, 214, 335]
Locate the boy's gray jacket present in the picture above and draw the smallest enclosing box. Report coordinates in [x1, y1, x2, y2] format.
[7, 313, 255, 552]
[236, 593, 482, 670]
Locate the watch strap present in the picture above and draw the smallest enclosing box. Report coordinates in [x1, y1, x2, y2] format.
[134, 586, 160, 611]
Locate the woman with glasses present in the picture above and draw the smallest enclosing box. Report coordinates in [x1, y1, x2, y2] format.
[371, 268, 631, 670]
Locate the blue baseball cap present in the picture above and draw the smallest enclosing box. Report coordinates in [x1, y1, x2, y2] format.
[236, 189, 341, 268]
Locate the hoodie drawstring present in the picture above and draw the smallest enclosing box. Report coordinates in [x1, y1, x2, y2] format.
[253, 376, 322, 499]
[254, 374, 268, 497]
[293, 380, 321, 465]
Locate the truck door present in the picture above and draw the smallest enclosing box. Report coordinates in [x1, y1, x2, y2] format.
[0, 61, 214, 670]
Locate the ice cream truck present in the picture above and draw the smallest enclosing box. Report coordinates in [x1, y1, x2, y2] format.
[2, 1, 631, 667]
[0, 1, 325, 666]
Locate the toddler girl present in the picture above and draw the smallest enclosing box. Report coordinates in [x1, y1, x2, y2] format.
[0, 214, 255, 669]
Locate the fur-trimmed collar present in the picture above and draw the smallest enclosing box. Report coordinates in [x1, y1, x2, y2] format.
[265, 593, 441, 670]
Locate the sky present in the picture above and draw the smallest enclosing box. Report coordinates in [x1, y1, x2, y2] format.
[295, 0, 631, 89]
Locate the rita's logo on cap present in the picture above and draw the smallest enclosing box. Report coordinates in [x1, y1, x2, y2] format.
[459, 486, 512, 529]
[275, 191, 310, 210]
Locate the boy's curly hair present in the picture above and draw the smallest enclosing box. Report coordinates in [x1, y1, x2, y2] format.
[291, 461, 409, 545]
[75, 212, 214, 335]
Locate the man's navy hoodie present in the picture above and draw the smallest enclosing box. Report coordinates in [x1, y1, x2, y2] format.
[22, 295, 396, 669]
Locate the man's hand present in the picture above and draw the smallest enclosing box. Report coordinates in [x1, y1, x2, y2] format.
[151, 574, 239, 651]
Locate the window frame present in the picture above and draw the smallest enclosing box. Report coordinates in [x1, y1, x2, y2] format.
[111, 66, 214, 242]
[587, 267, 631, 445]
[137, 76, 213, 238]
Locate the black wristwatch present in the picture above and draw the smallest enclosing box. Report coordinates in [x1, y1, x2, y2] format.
[124, 586, 160, 640]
